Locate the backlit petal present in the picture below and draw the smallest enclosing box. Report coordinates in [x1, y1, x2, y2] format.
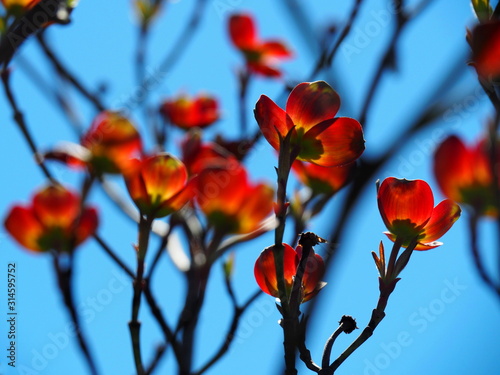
[196, 164, 249, 218]
[254, 95, 293, 151]
[32, 185, 79, 229]
[254, 244, 297, 297]
[247, 61, 282, 77]
[434, 135, 473, 202]
[292, 160, 354, 195]
[238, 184, 274, 234]
[75, 207, 99, 246]
[141, 154, 187, 202]
[377, 178, 434, 231]
[420, 199, 461, 245]
[261, 40, 292, 58]
[302, 117, 365, 167]
[4, 206, 44, 252]
[229, 13, 258, 49]
[81, 111, 142, 174]
[286, 81, 340, 131]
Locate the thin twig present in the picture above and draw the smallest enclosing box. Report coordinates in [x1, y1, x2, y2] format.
[192, 289, 262, 375]
[52, 253, 100, 375]
[1, 70, 57, 183]
[93, 234, 134, 278]
[37, 32, 106, 112]
[358, 2, 408, 131]
[310, 0, 365, 78]
[16, 55, 85, 133]
[143, 279, 184, 370]
[145, 344, 167, 375]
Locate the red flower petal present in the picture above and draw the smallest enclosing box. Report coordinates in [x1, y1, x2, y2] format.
[302, 117, 365, 166]
[238, 184, 274, 234]
[292, 160, 354, 195]
[125, 154, 189, 217]
[254, 95, 294, 151]
[4, 206, 44, 252]
[434, 135, 472, 202]
[160, 95, 219, 129]
[247, 62, 282, 77]
[471, 21, 500, 79]
[418, 199, 461, 248]
[254, 244, 297, 297]
[261, 40, 292, 58]
[75, 207, 99, 246]
[196, 164, 249, 217]
[286, 81, 341, 131]
[229, 13, 258, 49]
[299, 250, 325, 300]
[181, 132, 233, 175]
[377, 178, 434, 232]
[32, 185, 80, 230]
[139, 154, 188, 202]
[162, 175, 197, 215]
[81, 111, 142, 174]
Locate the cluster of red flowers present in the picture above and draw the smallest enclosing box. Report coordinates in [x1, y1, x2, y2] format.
[2, 10, 466, 308]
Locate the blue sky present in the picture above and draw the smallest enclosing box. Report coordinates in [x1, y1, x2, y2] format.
[0, 0, 499, 374]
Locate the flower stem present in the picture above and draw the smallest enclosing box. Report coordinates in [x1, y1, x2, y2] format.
[129, 215, 153, 375]
[273, 129, 300, 374]
[52, 253, 99, 375]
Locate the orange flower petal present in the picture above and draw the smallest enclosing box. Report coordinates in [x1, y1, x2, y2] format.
[196, 163, 274, 234]
[229, 13, 258, 49]
[292, 160, 354, 195]
[32, 185, 80, 229]
[160, 175, 197, 216]
[377, 178, 434, 233]
[196, 164, 249, 217]
[141, 154, 187, 202]
[4, 206, 44, 252]
[238, 184, 274, 234]
[254, 95, 294, 151]
[81, 111, 142, 174]
[286, 81, 341, 131]
[419, 199, 461, 246]
[125, 154, 189, 217]
[303, 117, 365, 166]
[254, 244, 297, 297]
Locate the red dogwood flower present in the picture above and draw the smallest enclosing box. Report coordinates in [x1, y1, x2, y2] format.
[254, 243, 325, 303]
[229, 13, 292, 77]
[195, 163, 274, 234]
[180, 131, 237, 176]
[255, 81, 365, 167]
[434, 135, 498, 217]
[377, 177, 461, 250]
[4, 185, 98, 253]
[125, 153, 195, 218]
[160, 93, 220, 130]
[45, 111, 143, 175]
